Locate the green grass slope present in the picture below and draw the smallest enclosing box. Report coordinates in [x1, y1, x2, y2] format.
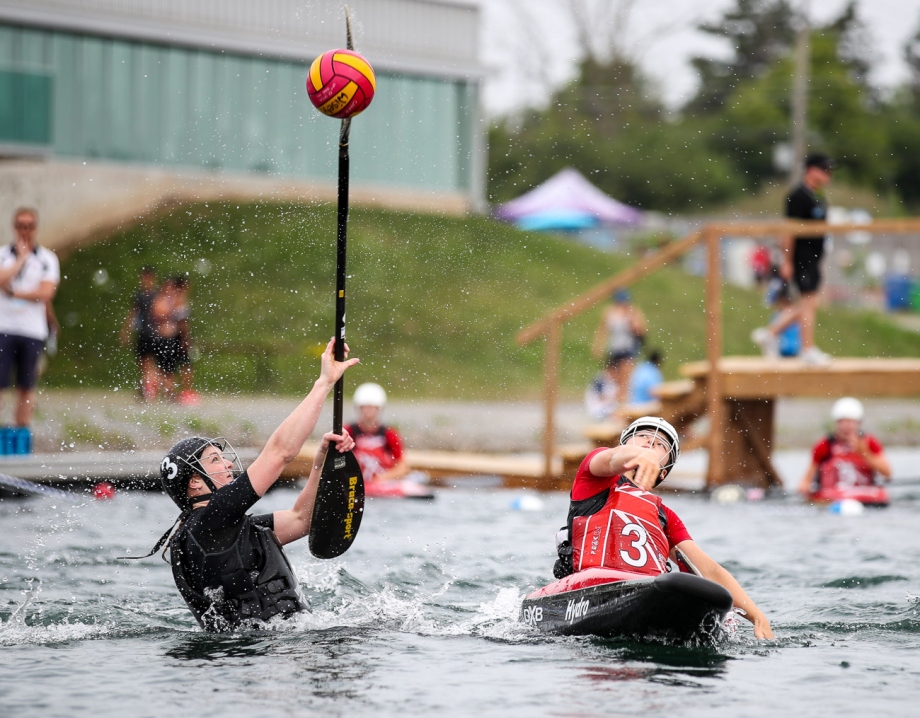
[47, 201, 920, 399]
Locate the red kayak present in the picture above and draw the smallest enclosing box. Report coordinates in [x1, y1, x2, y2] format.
[364, 479, 435, 500]
[807, 484, 889, 507]
[521, 567, 733, 642]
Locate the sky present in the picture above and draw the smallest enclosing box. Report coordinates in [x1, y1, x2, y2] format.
[478, 0, 920, 117]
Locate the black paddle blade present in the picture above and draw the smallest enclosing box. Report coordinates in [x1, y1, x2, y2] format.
[309, 448, 365, 558]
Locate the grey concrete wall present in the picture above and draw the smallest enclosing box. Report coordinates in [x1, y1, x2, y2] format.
[0, 159, 471, 251]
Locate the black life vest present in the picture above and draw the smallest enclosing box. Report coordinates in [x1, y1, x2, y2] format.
[169, 514, 307, 631]
[553, 476, 669, 579]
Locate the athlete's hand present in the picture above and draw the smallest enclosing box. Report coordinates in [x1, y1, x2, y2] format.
[753, 614, 774, 640]
[319, 337, 359, 387]
[323, 431, 354, 454]
[623, 448, 664, 490]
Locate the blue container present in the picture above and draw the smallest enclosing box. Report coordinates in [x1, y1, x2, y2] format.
[885, 275, 912, 311]
[0, 427, 13, 456]
[13, 427, 31, 455]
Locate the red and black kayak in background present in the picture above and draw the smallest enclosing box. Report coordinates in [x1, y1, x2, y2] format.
[520, 567, 733, 642]
[807, 484, 889, 507]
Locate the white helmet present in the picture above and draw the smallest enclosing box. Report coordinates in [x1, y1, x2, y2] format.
[353, 382, 387, 408]
[831, 397, 863, 422]
[620, 416, 680, 484]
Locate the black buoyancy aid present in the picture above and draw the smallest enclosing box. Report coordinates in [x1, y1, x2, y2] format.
[170, 515, 307, 631]
[554, 476, 669, 579]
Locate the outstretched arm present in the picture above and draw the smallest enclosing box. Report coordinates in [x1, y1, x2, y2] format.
[674, 540, 774, 639]
[588, 445, 664, 490]
[272, 431, 354, 545]
[247, 338, 358, 496]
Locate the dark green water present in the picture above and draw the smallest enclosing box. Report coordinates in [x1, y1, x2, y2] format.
[1, 482, 918, 716]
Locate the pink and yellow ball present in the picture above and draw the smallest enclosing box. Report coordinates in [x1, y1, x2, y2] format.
[306, 48, 376, 119]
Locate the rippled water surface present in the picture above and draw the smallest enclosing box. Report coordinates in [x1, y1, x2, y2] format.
[2, 478, 919, 716]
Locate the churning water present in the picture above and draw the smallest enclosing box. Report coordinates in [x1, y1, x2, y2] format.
[2, 478, 919, 716]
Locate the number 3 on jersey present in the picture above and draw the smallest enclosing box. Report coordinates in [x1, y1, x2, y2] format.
[619, 521, 650, 568]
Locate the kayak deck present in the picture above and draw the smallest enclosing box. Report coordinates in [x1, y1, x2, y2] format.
[808, 485, 889, 507]
[521, 568, 733, 642]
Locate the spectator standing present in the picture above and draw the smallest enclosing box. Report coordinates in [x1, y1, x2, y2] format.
[0, 208, 60, 426]
[752, 153, 833, 364]
[120, 266, 159, 402]
[150, 277, 182, 400]
[629, 349, 664, 404]
[593, 290, 646, 405]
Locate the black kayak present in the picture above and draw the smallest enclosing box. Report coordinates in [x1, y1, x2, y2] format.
[520, 567, 733, 642]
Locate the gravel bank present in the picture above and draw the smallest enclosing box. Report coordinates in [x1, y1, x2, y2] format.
[13, 389, 920, 455]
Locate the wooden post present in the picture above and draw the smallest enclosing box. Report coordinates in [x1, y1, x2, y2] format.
[705, 228, 726, 489]
[542, 318, 561, 482]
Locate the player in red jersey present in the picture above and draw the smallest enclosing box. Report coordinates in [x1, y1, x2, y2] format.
[556, 417, 773, 639]
[798, 397, 891, 498]
[347, 382, 410, 483]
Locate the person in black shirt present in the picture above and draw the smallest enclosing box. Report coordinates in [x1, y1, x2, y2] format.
[137, 337, 358, 630]
[752, 153, 833, 364]
[119, 266, 159, 401]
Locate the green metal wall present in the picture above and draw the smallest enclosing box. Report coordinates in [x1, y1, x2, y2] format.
[0, 23, 473, 192]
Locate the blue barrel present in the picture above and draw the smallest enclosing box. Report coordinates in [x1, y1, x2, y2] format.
[885, 275, 912, 311]
[13, 428, 32, 455]
[0, 427, 13, 455]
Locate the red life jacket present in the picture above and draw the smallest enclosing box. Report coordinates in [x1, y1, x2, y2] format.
[815, 435, 876, 491]
[347, 422, 397, 482]
[570, 477, 670, 576]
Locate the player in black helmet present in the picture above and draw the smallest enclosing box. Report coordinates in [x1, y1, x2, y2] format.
[127, 338, 358, 631]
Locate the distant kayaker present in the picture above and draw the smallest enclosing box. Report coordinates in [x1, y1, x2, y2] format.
[347, 382, 410, 483]
[798, 397, 891, 499]
[554, 417, 774, 639]
[127, 338, 358, 631]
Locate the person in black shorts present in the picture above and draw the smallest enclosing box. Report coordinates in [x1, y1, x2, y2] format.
[0, 207, 60, 427]
[128, 338, 358, 631]
[120, 266, 159, 401]
[752, 153, 833, 365]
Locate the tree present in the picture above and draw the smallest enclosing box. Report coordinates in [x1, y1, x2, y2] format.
[488, 55, 738, 210]
[688, 0, 797, 113]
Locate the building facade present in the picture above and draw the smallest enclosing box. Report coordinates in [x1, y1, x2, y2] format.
[0, 0, 485, 232]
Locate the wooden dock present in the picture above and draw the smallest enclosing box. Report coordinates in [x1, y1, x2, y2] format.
[580, 356, 920, 490]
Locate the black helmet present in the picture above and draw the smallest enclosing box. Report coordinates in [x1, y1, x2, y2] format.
[160, 436, 219, 509]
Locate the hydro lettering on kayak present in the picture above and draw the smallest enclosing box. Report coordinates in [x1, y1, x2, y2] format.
[565, 597, 590, 622]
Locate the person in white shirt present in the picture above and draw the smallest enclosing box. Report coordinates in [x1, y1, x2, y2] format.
[0, 208, 60, 426]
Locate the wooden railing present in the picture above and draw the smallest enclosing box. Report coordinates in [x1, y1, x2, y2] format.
[516, 218, 920, 483]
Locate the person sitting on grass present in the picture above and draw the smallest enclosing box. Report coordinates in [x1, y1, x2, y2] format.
[628, 349, 664, 404]
[126, 338, 358, 631]
[553, 416, 774, 639]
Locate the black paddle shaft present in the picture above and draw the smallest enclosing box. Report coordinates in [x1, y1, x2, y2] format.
[333, 116, 351, 434]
